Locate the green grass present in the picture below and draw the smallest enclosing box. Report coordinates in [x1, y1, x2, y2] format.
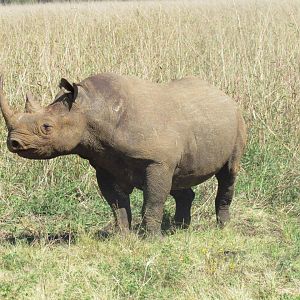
[0, 220, 299, 299]
[0, 0, 299, 299]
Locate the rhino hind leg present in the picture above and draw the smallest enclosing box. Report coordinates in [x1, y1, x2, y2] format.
[215, 163, 236, 227]
[170, 189, 195, 228]
[96, 168, 133, 234]
[215, 113, 246, 227]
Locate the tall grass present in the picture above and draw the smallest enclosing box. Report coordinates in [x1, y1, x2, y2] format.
[0, 1, 299, 299]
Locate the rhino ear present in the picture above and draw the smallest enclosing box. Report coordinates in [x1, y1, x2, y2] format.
[25, 91, 41, 113]
[59, 78, 78, 102]
[59, 78, 73, 93]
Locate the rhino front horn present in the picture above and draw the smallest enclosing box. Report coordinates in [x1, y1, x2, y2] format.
[0, 75, 14, 129]
[25, 91, 41, 113]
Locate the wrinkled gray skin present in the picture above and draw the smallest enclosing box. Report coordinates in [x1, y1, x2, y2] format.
[0, 73, 247, 236]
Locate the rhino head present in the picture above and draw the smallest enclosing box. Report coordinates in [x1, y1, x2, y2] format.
[0, 76, 86, 159]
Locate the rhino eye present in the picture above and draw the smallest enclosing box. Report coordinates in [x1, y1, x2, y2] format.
[41, 123, 52, 134]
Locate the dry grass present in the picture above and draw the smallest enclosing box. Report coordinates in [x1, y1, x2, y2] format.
[0, 1, 299, 299]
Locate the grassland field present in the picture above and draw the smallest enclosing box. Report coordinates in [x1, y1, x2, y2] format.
[0, 0, 299, 299]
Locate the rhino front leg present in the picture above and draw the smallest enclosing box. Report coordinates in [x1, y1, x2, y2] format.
[142, 163, 174, 235]
[96, 168, 132, 234]
[170, 188, 195, 228]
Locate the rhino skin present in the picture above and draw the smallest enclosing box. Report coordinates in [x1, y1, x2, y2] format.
[0, 73, 247, 235]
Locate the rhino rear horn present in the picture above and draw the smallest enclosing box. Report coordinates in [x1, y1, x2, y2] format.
[59, 78, 78, 102]
[25, 91, 42, 113]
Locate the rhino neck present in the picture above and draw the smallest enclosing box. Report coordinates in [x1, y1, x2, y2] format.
[72, 126, 107, 161]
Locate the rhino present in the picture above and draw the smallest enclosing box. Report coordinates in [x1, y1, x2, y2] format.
[0, 73, 247, 236]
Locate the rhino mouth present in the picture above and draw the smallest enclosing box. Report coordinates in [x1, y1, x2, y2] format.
[8, 144, 40, 159]
[16, 149, 40, 159]
[15, 148, 58, 160]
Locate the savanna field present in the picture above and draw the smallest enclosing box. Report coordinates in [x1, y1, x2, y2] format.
[0, 0, 299, 299]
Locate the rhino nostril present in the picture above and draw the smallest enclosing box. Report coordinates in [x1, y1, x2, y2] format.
[11, 139, 22, 150]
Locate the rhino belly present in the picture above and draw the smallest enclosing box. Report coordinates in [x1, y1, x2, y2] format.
[171, 172, 216, 189]
[171, 125, 237, 189]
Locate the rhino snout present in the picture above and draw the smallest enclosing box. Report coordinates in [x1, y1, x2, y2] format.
[8, 138, 26, 152]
